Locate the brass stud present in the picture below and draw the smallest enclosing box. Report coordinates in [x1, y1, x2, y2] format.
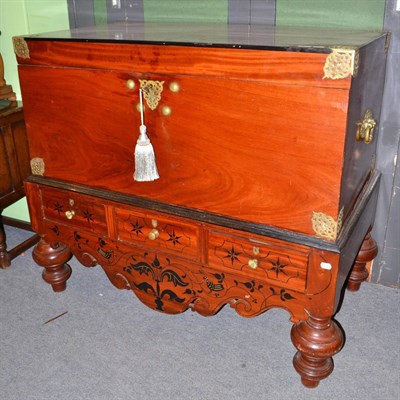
[136, 103, 145, 113]
[161, 105, 172, 116]
[169, 81, 180, 93]
[126, 79, 135, 90]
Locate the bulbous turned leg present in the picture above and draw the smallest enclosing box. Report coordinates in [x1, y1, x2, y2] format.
[347, 230, 378, 292]
[32, 238, 72, 292]
[291, 315, 344, 388]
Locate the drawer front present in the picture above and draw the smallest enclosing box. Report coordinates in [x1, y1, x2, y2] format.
[41, 187, 107, 234]
[116, 207, 200, 260]
[208, 231, 309, 292]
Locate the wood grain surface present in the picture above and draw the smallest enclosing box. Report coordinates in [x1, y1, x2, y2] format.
[19, 61, 349, 236]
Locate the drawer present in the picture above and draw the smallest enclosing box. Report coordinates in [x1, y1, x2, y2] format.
[116, 207, 200, 260]
[41, 187, 107, 234]
[208, 231, 309, 292]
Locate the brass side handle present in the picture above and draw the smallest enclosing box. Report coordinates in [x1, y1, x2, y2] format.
[248, 259, 258, 270]
[65, 210, 75, 220]
[356, 110, 376, 144]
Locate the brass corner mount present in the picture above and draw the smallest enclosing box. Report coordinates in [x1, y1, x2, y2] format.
[312, 207, 344, 240]
[12, 36, 30, 59]
[323, 48, 359, 80]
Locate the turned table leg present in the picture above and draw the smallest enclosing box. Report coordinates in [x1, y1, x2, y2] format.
[347, 230, 378, 292]
[32, 238, 72, 292]
[291, 314, 344, 388]
[0, 214, 11, 269]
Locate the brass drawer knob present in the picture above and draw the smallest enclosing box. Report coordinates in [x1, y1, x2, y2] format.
[248, 259, 258, 270]
[65, 210, 75, 220]
[148, 229, 159, 240]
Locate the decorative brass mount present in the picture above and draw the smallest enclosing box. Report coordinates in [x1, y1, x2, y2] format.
[12, 36, 30, 59]
[30, 157, 45, 176]
[356, 110, 376, 144]
[312, 207, 344, 240]
[139, 80, 165, 110]
[323, 48, 359, 80]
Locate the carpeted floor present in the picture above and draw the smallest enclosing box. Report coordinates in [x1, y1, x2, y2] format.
[1, 225, 399, 400]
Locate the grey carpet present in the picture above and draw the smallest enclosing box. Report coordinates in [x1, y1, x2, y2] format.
[1, 225, 399, 400]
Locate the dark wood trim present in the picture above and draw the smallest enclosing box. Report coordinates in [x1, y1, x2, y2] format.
[336, 169, 381, 249]
[2, 216, 40, 261]
[8, 234, 40, 261]
[3, 216, 34, 232]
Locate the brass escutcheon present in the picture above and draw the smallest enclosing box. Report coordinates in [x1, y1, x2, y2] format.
[139, 80, 164, 110]
[356, 110, 376, 144]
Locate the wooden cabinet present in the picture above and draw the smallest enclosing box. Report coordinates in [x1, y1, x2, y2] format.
[0, 105, 39, 268]
[15, 23, 388, 387]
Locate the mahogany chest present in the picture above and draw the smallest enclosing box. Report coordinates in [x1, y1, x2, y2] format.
[14, 23, 388, 387]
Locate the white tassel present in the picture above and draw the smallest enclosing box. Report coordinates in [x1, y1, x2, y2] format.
[134, 124, 159, 181]
[133, 89, 159, 182]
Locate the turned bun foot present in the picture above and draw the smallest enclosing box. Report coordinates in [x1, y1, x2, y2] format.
[32, 239, 72, 292]
[291, 315, 344, 388]
[347, 231, 378, 292]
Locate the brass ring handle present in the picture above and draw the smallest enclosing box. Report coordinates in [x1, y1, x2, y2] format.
[356, 110, 376, 144]
[65, 210, 75, 220]
[248, 259, 258, 270]
[148, 229, 159, 240]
